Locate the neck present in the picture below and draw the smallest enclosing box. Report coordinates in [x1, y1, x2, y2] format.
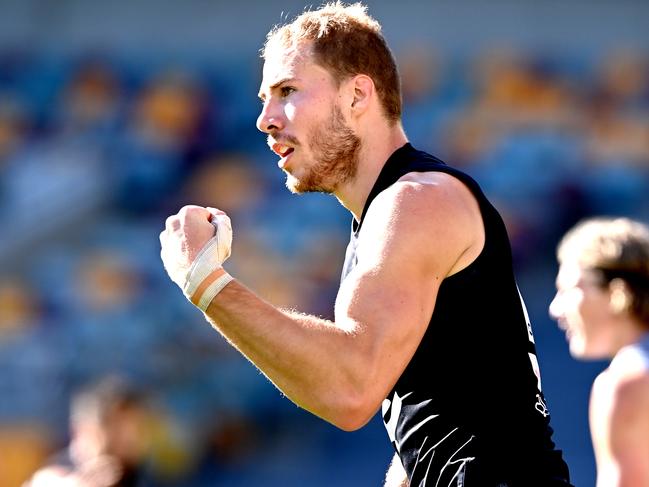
[610, 317, 649, 357]
[334, 122, 408, 221]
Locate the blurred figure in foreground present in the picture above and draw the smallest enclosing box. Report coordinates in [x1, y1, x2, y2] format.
[550, 217, 649, 487]
[26, 376, 152, 487]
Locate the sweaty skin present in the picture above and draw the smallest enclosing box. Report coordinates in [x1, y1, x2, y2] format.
[162, 171, 483, 431]
[160, 41, 484, 487]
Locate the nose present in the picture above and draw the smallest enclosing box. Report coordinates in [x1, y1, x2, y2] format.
[548, 293, 563, 321]
[256, 100, 284, 134]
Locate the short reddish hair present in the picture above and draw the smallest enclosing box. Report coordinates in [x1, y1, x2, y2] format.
[262, 2, 402, 124]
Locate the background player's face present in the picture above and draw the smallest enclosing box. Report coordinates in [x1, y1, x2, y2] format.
[73, 403, 150, 466]
[103, 405, 150, 465]
[257, 44, 360, 194]
[550, 263, 617, 359]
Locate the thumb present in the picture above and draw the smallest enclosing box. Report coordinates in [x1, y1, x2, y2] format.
[206, 207, 227, 221]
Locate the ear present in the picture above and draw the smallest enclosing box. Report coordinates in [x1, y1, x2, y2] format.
[609, 278, 631, 315]
[349, 74, 375, 115]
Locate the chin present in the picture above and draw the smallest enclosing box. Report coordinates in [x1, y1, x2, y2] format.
[285, 174, 334, 195]
[285, 175, 304, 194]
[569, 340, 610, 361]
[566, 335, 587, 359]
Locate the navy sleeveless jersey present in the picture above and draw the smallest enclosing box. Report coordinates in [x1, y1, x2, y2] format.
[341, 144, 572, 487]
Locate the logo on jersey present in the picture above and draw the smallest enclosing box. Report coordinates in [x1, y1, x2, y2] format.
[535, 394, 549, 417]
[516, 286, 552, 419]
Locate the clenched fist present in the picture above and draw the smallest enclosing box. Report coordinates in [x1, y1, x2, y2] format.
[160, 205, 234, 310]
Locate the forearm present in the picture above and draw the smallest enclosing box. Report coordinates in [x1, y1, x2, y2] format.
[159, 205, 436, 431]
[204, 278, 370, 429]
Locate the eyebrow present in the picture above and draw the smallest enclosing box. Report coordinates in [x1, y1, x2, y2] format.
[258, 77, 298, 101]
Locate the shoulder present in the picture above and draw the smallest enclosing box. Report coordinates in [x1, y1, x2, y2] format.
[592, 368, 649, 487]
[593, 367, 649, 429]
[358, 171, 484, 276]
[611, 370, 649, 418]
[611, 338, 649, 372]
[365, 170, 481, 226]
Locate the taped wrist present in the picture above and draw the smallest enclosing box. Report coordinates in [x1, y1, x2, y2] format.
[182, 214, 233, 311]
[187, 267, 233, 311]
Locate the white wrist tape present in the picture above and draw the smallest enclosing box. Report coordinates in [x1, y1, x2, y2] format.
[183, 213, 234, 311]
[188, 267, 234, 311]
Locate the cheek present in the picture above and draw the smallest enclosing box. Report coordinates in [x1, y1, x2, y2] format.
[560, 290, 586, 321]
[285, 103, 296, 120]
[578, 293, 609, 327]
[575, 298, 613, 355]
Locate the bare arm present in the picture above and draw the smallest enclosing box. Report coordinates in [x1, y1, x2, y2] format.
[591, 370, 649, 487]
[161, 173, 483, 430]
[384, 453, 409, 487]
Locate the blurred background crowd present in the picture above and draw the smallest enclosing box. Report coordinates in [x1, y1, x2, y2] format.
[0, 1, 648, 486]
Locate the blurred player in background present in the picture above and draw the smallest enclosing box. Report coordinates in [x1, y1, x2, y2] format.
[550, 217, 649, 487]
[25, 376, 152, 487]
[160, 2, 572, 485]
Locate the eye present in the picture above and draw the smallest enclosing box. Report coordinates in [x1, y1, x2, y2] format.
[280, 86, 295, 98]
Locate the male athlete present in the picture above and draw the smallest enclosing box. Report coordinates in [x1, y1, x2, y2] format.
[25, 376, 151, 487]
[550, 217, 649, 487]
[160, 3, 572, 485]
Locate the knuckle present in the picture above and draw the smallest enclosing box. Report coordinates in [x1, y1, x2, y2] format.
[179, 205, 208, 223]
[165, 216, 180, 231]
[181, 205, 201, 215]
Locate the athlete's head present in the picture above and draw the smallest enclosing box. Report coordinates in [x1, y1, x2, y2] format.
[550, 217, 649, 359]
[256, 2, 401, 194]
[69, 376, 150, 467]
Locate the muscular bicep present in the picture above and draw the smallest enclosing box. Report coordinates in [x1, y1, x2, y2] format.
[334, 175, 481, 407]
[335, 234, 440, 396]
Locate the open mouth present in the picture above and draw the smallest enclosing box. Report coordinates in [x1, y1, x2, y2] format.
[272, 143, 295, 158]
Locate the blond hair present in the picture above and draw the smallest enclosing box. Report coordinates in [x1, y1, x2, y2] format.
[262, 2, 401, 123]
[557, 217, 649, 325]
